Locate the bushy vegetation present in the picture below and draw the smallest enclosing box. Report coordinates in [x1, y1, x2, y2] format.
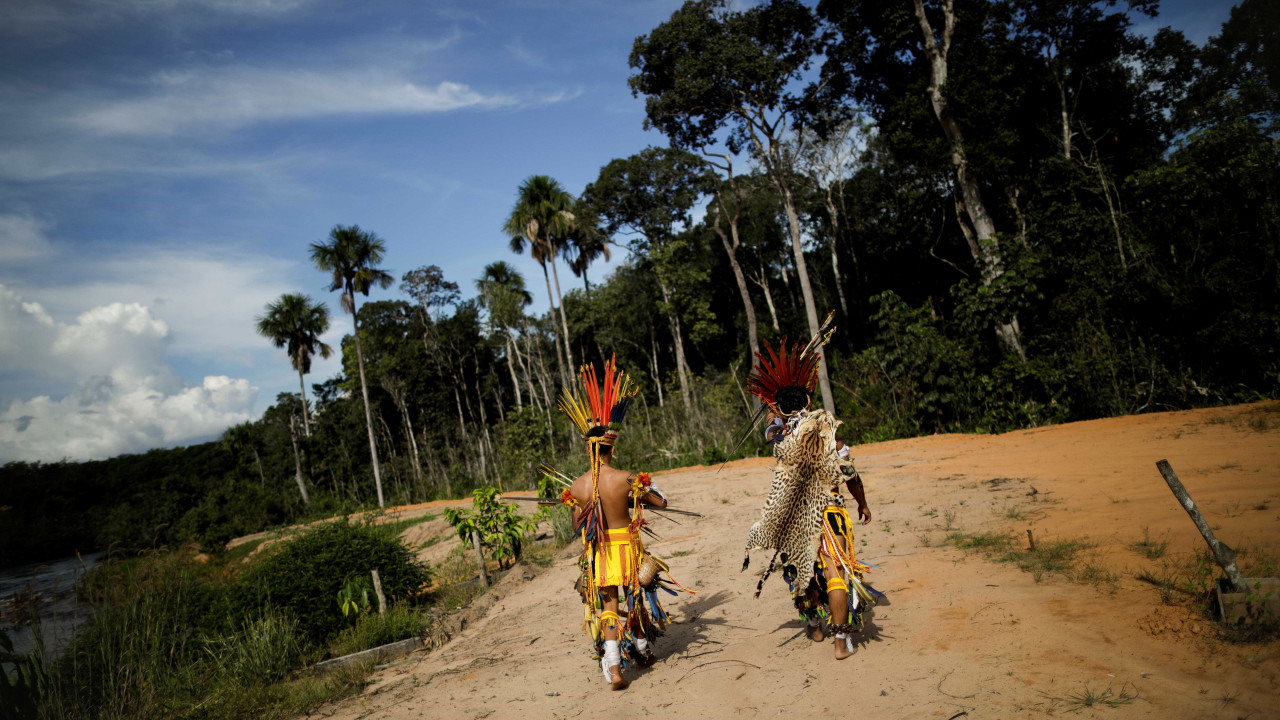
[1, 519, 435, 720]
[239, 519, 430, 644]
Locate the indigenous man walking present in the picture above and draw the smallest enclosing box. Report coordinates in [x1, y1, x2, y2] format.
[551, 357, 693, 689]
[743, 320, 884, 660]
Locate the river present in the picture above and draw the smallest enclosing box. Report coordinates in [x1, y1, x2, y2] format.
[0, 552, 102, 658]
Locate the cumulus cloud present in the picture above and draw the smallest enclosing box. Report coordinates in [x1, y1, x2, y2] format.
[75, 67, 517, 136]
[0, 284, 258, 462]
[21, 249, 301, 368]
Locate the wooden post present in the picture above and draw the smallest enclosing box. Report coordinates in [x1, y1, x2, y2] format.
[1156, 459, 1245, 591]
[1026, 529, 1036, 551]
[370, 569, 387, 615]
[471, 530, 489, 587]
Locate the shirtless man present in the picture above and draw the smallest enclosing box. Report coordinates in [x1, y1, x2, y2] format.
[569, 427, 668, 689]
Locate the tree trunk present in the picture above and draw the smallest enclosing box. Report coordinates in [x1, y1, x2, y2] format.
[452, 384, 467, 437]
[297, 370, 312, 437]
[349, 294, 386, 508]
[548, 256, 576, 372]
[504, 332, 523, 407]
[912, 0, 1025, 361]
[823, 194, 850, 316]
[541, 263, 569, 386]
[777, 182, 837, 413]
[711, 185, 761, 371]
[288, 414, 311, 506]
[656, 277, 693, 413]
[753, 263, 781, 331]
[471, 530, 489, 587]
[377, 411, 404, 503]
[402, 403, 422, 487]
[649, 327, 665, 408]
[251, 446, 266, 489]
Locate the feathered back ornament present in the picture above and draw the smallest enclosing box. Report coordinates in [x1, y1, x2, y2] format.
[557, 354, 639, 440]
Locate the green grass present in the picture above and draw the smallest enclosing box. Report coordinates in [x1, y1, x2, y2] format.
[946, 531, 1106, 587]
[1135, 546, 1280, 642]
[1129, 527, 1169, 560]
[327, 605, 430, 658]
[370, 512, 439, 537]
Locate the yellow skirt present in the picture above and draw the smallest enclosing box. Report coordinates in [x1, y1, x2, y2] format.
[818, 504, 856, 571]
[593, 528, 641, 588]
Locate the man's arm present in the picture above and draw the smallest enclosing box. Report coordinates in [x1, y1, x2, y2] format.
[846, 474, 871, 524]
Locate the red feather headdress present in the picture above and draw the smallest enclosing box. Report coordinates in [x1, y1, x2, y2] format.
[557, 354, 638, 441]
[747, 337, 819, 412]
[746, 311, 836, 417]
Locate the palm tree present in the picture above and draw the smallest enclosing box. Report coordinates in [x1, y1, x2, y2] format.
[255, 293, 333, 437]
[563, 209, 611, 290]
[310, 224, 394, 508]
[476, 261, 533, 407]
[504, 175, 578, 383]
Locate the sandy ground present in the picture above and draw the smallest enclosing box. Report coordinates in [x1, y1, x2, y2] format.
[305, 402, 1280, 720]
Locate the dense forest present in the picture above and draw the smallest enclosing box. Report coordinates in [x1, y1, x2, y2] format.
[2, 0, 1276, 568]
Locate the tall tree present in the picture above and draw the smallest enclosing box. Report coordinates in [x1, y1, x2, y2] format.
[704, 153, 762, 372]
[504, 175, 579, 383]
[477, 261, 534, 408]
[255, 293, 333, 438]
[630, 0, 838, 413]
[310, 224, 394, 508]
[582, 147, 717, 414]
[817, 0, 1030, 359]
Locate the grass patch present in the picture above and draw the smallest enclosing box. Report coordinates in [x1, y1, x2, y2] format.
[327, 605, 430, 658]
[1135, 546, 1280, 642]
[1044, 683, 1138, 712]
[1004, 505, 1026, 521]
[946, 532, 1104, 586]
[1130, 527, 1169, 560]
[370, 512, 439, 537]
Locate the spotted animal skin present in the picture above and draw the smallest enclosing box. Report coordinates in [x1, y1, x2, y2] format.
[743, 410, 841, 597]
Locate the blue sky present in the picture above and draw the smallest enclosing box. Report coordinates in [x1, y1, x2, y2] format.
[0, 0, 1238, 462]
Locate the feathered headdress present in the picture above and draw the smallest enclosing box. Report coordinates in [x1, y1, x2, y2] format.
[557, 354, 639, 443]
[721, 311, 836, 469]
[747, 338, 820, 416]
[747, 310, 836, 417]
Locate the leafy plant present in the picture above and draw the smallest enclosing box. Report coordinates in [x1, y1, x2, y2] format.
[444, 487, 538, 571]
[337, 578, 372, 618]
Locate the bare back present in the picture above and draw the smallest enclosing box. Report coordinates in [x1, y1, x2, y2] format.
[571, 464, 639, 530]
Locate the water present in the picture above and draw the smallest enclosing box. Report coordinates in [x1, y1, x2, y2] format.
[0, 552, 102, 658]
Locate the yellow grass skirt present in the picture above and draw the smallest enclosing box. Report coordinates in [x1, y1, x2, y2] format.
[593, 528, 641, 588]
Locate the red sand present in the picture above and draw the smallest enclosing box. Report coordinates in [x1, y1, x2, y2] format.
[303, 402, 1280, 719]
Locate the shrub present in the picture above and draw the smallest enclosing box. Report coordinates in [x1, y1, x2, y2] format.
[327, 605, 430, 658]
[204, 608, 303, 685]
[240, 519, 431, 645]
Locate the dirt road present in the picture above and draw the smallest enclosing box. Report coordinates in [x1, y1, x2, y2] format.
[312, 402, 1280, 719]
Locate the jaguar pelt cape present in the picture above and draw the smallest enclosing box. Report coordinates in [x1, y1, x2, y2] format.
[743, 409, 841, 597]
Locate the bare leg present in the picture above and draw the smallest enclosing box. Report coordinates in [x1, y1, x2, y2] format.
[600, 587, 628, 689]
[820, 552, 855, 660]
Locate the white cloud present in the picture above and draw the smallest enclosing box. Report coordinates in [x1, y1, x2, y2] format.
[0, 284, 258, 462]
[21, 249, 303, 366]
[0, 215, 56, 263]
[74, 67, 518, 136]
